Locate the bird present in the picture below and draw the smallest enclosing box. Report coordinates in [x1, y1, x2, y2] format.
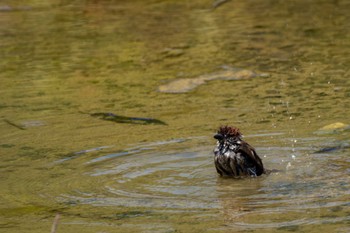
[213, 126, 265, 177]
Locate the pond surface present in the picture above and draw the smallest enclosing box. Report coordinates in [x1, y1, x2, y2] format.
[0, 0, 350, 232]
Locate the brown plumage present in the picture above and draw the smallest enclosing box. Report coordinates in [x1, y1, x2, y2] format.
[213, 126, 265, 177]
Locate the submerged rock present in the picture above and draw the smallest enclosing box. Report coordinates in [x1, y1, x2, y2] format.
[314, 142, 350, 153]
[21, 120, 46, 128]
[161, 48, 185, 58]
[3, 119, 46, 130]
[88, 112, 167, 125]
[212, 0, 231, 10]
[314, 122, 350, 135]
[158, 67, 269, 93]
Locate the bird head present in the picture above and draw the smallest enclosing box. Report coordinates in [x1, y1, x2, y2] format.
[214, 126, 242, 144]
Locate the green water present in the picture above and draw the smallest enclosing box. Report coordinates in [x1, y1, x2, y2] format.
[1, 0, 349, 232]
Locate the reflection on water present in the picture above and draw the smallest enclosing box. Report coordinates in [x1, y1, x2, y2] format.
[0, 0, 350, 232]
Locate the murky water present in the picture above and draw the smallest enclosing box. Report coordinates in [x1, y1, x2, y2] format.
[1, 0, 350, 232]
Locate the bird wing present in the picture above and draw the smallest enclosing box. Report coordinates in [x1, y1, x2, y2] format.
[238, 141, 265, 176]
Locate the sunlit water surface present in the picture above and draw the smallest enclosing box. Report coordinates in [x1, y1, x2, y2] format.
[0, 0, 350, 232]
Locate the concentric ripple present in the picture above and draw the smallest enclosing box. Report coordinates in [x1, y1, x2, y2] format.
[60, 137, 219, 210]
[56, 134, 350, 231]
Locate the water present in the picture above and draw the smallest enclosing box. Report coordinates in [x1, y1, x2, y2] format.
[1, 0, 350, 232]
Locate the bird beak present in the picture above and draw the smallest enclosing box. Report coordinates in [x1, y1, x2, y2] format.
[214, 133, 224, 140]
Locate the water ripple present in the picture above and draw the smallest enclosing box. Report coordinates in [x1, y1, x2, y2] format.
[56, 135, 350, 231]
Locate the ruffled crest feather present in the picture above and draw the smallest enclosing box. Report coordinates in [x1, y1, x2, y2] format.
[217, 125, 242, 138]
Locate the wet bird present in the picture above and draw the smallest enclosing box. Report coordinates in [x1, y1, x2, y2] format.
[213, 126, 265, 177]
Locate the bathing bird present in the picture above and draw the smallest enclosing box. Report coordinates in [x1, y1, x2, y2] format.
[213, 126, 265, 177]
